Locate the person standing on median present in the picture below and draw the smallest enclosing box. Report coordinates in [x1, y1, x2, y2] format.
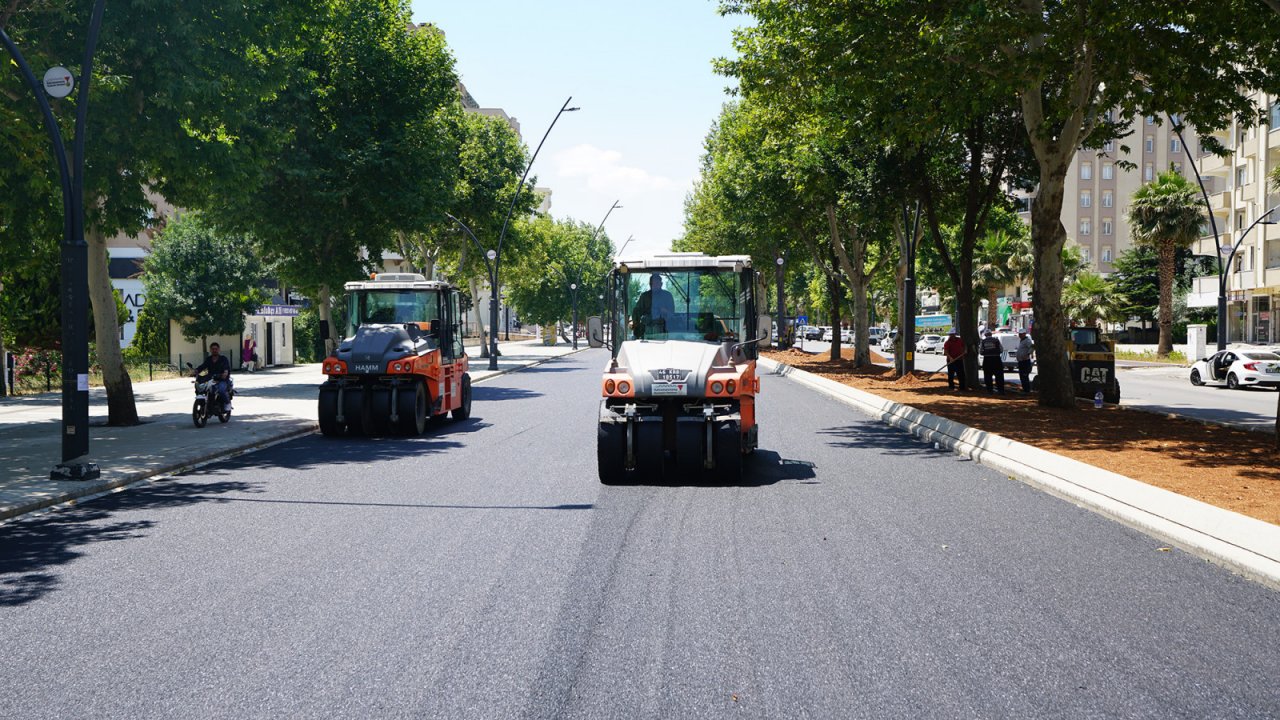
[1016, 329, 1035, 394]
[943, 330, 967, 390]
[979, 329, 1005, 394]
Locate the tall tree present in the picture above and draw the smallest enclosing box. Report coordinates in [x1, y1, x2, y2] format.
[506, 216, 613, 328]
[216, 2, 459, 356]
[1063, 272, 1128, 328]
[4, 0, 315, 423]
[1127, 171, 1203, 356]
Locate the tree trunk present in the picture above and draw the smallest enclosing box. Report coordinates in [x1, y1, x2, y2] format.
[87, 226, 138, 425]
[422, 251, 436, 281]
[1029, 172, 1075, 409]
[0, 318, 7, 396]
[1157, 241, 1175, 357]
[318, 284, 335, 357]
[894, 260, 907, 376]
[827, 256, 843, 361]
[988, 285, 999, 327]
[824, 204, 880, 368]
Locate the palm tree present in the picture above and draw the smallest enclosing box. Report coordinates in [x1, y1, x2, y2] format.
[973, 227, 1030, 327]
[1063, 271, 1129, 328]
[1127, 170, 1204, 356]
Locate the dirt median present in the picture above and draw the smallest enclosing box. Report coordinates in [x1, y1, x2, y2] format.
[765, 348, 1280, 526]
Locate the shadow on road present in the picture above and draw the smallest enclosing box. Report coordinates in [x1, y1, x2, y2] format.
[0, 479, 260, 607]
[216, 497, 594, 511]
[819, 423, 953, 459]
[619, 449, 816, 488]
[472, 386, 543, 402]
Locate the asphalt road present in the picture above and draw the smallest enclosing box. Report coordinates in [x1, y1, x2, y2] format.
[1, 349, 1277, 718]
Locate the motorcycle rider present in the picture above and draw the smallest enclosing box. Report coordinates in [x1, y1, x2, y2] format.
[194, 342, 234, 412]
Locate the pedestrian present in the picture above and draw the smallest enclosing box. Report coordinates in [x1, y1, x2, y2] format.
[943, 330, 966, 390]
[1016, 329, 1035, 394]
[242, 335, 257, 373]
[979, 329, 1005, 394]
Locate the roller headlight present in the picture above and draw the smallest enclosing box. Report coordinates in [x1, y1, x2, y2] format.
[393, 363, 402, 372]
[726, 379, 736, 394]
[711, 381, 724, 393]
[605, 379, 616, 394]
[618, 381, 631, 394]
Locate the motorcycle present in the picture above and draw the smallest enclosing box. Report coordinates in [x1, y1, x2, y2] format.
[187, 363, 234, 428]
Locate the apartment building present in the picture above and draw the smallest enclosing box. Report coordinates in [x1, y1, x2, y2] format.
[1183, 95, 1280, 345]
[1018, 113, 1196, 275]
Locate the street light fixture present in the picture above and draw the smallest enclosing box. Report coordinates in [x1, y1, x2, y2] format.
[488, 96, 579, 370]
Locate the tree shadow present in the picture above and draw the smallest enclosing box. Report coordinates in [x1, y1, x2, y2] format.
[819, 423, 954, 459]
[0, 479, 259, 607]
[472, 386, 543, 402]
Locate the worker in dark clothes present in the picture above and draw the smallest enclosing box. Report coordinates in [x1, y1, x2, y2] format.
[979, 330, 1005, 394]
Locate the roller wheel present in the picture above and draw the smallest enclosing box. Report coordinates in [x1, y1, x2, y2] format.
[342, 387, 368, 436]
[397, 381, 427, 435]
[192, 399, 207, 428]
[318, 386, 344, 437]
[714, 420, 742, 484]
[674, 421, 704, 478]
[1189, 369, 1204, 386]
[451, 373, 472, 421]
[369, 387, 393, 435]
[597, 420, 627, 485]
[633, 420, 664, 481]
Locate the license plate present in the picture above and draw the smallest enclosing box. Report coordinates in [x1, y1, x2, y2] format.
[651, 383, 687, 396]
[1267, 367, 1280, 374]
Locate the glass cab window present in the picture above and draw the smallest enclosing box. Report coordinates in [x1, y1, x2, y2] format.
[617, 268, 746, 344]
[347, 290, 440, 337]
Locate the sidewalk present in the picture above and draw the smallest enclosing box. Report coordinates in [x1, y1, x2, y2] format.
[0, 339, 582, 522]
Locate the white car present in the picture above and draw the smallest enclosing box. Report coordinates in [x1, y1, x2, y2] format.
[840, 328, 852, 343]
[1189, 349, 1280, 390]
[915, 334, 943, 353]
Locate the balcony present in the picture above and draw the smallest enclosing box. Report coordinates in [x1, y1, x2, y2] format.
[1209, 190, 1233, 215]
[1198, 151, 1232, 177]
[1194, 232, 1231, 257]
[1230, 269, 1256, 292]
[1267, 267, 1280, 289]
[1187, 275, 1219, 308]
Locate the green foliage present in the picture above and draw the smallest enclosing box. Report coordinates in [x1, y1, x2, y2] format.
[142, 214, 269, 343]
[1128, 172, 1204, 253]
[507, 216, 614, 326]
[293, 306, 323, 363]
[215, 2, 461, 299]
[1063, 272, 1129, 327]
[131, 308, 170, 359]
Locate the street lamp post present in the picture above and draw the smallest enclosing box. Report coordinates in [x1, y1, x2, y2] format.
[489, 97, 579, 370]
[445, 213, 498, 354]
[570, 282, 579, 349]
[1, 0, 105, 481]
[775, 254, 787, 349]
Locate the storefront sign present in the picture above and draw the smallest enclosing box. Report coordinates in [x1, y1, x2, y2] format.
[255, 305, 300, 317]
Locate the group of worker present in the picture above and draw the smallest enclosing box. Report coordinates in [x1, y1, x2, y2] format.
[942, 328, 1035, 394]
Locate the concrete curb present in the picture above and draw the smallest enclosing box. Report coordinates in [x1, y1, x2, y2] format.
[760, 357, 1280, 590]
[1, 347, 590, 524]
[0, 424, 317, 523]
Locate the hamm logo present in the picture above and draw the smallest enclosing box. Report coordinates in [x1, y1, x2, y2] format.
[650, 368, 691, 384]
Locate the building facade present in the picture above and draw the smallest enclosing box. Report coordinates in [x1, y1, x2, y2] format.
[1184, 95, 1280, 345]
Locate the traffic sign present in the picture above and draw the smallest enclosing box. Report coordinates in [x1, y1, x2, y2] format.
[796, 315, 808, 325]
[43, 66, 73, 98]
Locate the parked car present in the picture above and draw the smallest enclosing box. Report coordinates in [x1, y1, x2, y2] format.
[915, 334, 944, 354]
[880, 329, 898, 349]
[840, 327, 852, 343]
[803, 325, 825, 341]
[866, 327, 886, 345]
[1189, 349, 1280, 389]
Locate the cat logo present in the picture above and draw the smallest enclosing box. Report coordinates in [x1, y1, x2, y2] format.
[1080, 367, 1109, 384]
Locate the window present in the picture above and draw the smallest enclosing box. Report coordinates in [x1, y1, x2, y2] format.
[1102, 163, 1114, 180]
[1146, 115, 1155, 125]
[1102, 247, 1113, 263]
[1144, 136, 1154, 152]
[1103, 140, 1114, 153]
[1080, 190, 1092, 207]
[1238, 212, 1246, 231]
[1080, 162, 1092, 180]
[1082, 247, 1092, 263]
[1171, 137, 1181, 153]
[1237, 166, 1248, 186]
[1271, 102, 1280, 131]
[1102, 190, 1114, 208]
[1102, 219, 1113, 236]
[1144, 163, 1154, 181]
[1104, 110, 1115, 122]
[1080, 220, 1091, 236]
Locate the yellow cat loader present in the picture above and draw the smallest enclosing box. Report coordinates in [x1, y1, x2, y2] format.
[1067, 327, 1120, 404]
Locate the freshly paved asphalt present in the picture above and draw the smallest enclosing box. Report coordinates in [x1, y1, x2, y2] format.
[1, 349, 1277, 718]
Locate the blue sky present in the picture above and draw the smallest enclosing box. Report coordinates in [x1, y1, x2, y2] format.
[409, 0, 743, 259]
